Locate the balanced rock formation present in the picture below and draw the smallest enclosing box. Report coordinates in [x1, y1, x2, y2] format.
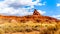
[0, 9, 59, 24]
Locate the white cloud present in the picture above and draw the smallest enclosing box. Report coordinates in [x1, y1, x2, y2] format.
[37, 10, 46, 15]
[0, 0, 46, 16]
[57, 3, 60, 7]
[52, 15, 60, 19]
[0, 8, 33, 16]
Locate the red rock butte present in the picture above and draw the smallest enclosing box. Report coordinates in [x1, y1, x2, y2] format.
[0, 9, 60, 23]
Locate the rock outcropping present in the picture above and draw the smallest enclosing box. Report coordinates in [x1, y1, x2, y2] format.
[33, 9, 41, 15]
[0, 9, 60, 24]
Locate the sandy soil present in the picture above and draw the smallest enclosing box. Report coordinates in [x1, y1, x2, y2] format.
[6, 31, 40, 34]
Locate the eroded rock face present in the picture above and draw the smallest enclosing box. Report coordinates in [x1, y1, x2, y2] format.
[0, 9, 59, 23]
[33, 9, 41, 15]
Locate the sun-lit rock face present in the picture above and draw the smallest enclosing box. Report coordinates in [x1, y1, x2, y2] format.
[0, 9, 59, 24]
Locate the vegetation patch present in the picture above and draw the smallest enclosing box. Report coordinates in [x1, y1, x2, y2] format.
[0, 21, 59, 34]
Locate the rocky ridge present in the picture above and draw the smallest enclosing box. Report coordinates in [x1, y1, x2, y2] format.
[0, 9, 59, 23]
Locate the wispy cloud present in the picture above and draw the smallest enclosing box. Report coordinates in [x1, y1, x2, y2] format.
[52, 15, 60, 19]
[57, 3, 60, 7]
[37, 10, 46, 15]
[0, 0, 46, 16]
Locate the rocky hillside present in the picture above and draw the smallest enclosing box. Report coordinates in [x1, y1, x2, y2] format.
[0, 9, 60, 34]
[0, 9, 60, 24]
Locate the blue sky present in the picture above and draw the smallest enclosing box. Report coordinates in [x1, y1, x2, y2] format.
[0, 0, 60, 19]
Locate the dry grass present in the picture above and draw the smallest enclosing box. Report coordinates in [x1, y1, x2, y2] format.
[0, 21, 60, 34]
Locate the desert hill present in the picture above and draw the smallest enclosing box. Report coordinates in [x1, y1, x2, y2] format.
[0, 9, 59, 24]
[0, 9, 60, 34]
